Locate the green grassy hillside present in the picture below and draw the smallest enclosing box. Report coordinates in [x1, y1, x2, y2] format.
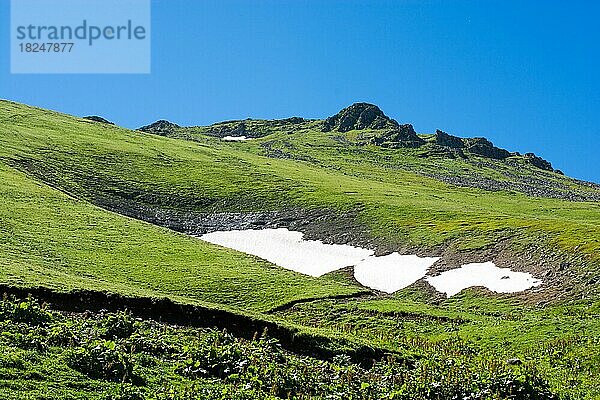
[2, 100, 599, 298]
[1, 99, 600, 399]
[0, 123, 360, 312]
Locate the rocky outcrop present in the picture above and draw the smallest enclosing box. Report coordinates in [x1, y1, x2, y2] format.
[281, 117, 305, 124]
[323, 103, 399, 132]
[370, 125, 425, 148]
[523, 153, 553, 171]
[419, 145, 466, 159]
[463, 137, 511, 160]
[432, 130, 555, 172]
[434, 130, 464, 148]
[209, 121, 249, 137]
[138, 120, 181, 136]
[83, 116, 114, 125]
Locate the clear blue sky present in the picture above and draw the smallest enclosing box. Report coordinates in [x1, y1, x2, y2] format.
[1, 0, 599, 182]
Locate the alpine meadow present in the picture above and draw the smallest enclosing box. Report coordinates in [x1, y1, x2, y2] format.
[0, 99, 599, 399]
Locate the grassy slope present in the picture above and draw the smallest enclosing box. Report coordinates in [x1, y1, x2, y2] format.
[3, 100, 598, 303]
[275, 290, 600, 398]
[0, 153, 359, 313]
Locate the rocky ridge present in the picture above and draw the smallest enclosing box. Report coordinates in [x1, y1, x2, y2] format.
[321, 104, 556, 172]
[322, 103, 400, 132]
[136, 103, 557, 173]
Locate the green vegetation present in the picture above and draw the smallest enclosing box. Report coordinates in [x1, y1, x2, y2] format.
[1, 100, 600, 398]
[275, 291, 600, 398]
[3, 101, 600, 266]
[0, 295, 560, 399]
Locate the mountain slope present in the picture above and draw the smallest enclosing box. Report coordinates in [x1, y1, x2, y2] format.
[3, 100, 598, 298]
[0, 106, 361, 311]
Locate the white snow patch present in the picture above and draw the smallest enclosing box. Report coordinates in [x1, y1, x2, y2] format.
[200, 228, 438, 288]
[222, 135, 252, 141]
[354, 254, 440, 294]
[426, 262, 542, 297]
[200, 228, 373, 277]
[198, 229, 541, 296]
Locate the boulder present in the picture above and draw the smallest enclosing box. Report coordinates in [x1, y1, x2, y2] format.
[523, 153, 554, 171]
[207, 121, 257, 138]
[419, 145, 467, 159]
[464, 137, 511, 160]
[281, 117, 305, 124]
[370, 124, 425, 148]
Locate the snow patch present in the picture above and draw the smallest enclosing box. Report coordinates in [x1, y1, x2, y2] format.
[354, 254, 440, 293]
[426, 262, 542, 297]
[199, 228, 541, 296]
[222, 135, 252, 141]
[201, 228, 372, 277]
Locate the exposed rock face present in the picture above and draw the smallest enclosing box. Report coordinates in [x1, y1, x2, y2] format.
[324, 103, 423, 148]
[83, 116, 114, 125]
[463, 137, 511, 160]
[420, 145, 467, 159]
[322, 103, 399, 132]
[209, 122, 248, 137]
[138, 120, 180, 136]
[370, 125, 425, 148]
[431, 130, 554, 172]
[434, 130, 464, 148]
[523, 153, 554, 171]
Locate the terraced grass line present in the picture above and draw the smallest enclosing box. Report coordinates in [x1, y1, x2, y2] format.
[274, 292, 600, 399]
[0, 284, 393, 365]
[0, 295, 559, 400]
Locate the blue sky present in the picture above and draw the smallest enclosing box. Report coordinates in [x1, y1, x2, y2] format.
[1, 0, 599, 182]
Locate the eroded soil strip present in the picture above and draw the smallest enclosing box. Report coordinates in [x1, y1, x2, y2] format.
[0, 284, 402, 368]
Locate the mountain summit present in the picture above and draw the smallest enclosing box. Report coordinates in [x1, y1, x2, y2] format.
[322, 103, 400, 132]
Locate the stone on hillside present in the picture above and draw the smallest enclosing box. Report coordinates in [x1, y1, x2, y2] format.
[138, 120, 180, 136]
[208, 121, 254, 137]
[370, 124, 425, 148]
[464, 137, 511, 160]
[281, 117, 305, 124]
[523, 153, 554, 171]
[323, 103, 399, 132]
[83, 115, 114, 125]
[420, 145, 467, 159]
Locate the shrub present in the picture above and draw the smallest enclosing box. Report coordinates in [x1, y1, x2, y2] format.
[0, 295, 53, 326]
[66, 339, 140, 383]
[101, 311, 139, 339]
